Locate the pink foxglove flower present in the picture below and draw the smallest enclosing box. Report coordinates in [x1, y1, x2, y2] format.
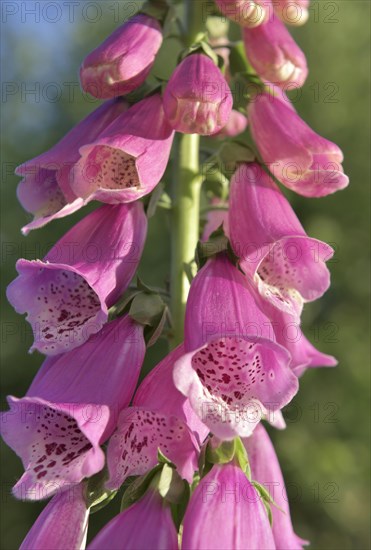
[243, 15, 308, 88]
[20, 484, 89, 549]
[174, 254, 298, 440]
[106, 405, 199, 489]
[214, 0, 270, 28]
[1, 316, 145, 500]
[273, 0, 310, 26]
[71, 94, 174, 203]
[16, 99, 128, 234]
[88, 489, 178, 550]
[258, 299, 337, 376]
[181, 463, 276, 549]
[229, 163, 334, 319]
[213, 109, 248, 138]
[6, 203, 147, 355]
[80, 14, 163, 99]
[201, 198, 229, 242]
[133, 344, 209, 445]
[244, 424, 309, 549]
[248, 92, 349, 197]
[163, 54, 233, 135]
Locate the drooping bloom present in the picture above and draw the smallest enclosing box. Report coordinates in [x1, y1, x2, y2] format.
[229, 162, 334, 319]
[214, 0, 270, 28]
[181, 463, 276, 549]
[1, 315, 145, 500]
[133, 344, 209, 445]
[71, 94, 174, 203]
[20, 483, 89, 549]
[173, 254, 298, 440]
[273, 0, 310, 26]
[106, 405, 199, 490]
[7, 202, 147, 355]
[243, 14, 308, 88]
[88, 489, 178, 550]
[80, 14, 163, 99]
[16, 98, 128, 234]
[244, 424, 309, 549]
[213, 109, 248, 138]
[163, 54, 233, 135]
[258, 298, 337, 376]
[248, 92, 349, 197]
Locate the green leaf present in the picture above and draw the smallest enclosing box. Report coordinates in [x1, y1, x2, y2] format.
[235, 437, 251, 479]
[171, 481, 191, 530]
[129, 293, 166, 326]
[158, 464, 186, 504]
[206, 438, 236, 465]
[145, 305, 169, 347]
[195, 225, 229, 269]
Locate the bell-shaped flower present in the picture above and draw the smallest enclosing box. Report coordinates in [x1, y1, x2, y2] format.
[163, 54, 233, 135]
[106, 404, 199, 490]
[80, 14, 163, 99]
[229, 162, 334, 319]
[213, 109, 248, 138]
[273, 0, 310, 26]
[181, 463, 276, 549]
[257, 297, 337, 376]
[173, 254, 298, 440]
[214, 0, 270, 28]
[20, 483, 89, 549]
[248, 92, 349, 197]
[243, 15, 308, 88]
[16, 99, 128, 234]
[244, 424, 309, 549]
[133, 344, 209, 445]
[0, 315, 145, 500]
[7, 202, 147, 355]
[71, 94, 174, 203]
[88, 488, 178, 550]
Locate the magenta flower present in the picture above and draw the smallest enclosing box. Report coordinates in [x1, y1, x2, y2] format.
[213, 109, 248, 138]
[229, 163, 334, 318]
[163, 54, 233, 135]
[106, 405, 199, 490]
[80, 14, 163, 99]
[214, 0, 270, 28]
[258, 299, 337, 376]
[20, 484, 89, 549]
[248, 92, 349, 197]
[16, 99, 128, 234]
[243, 14, 308, 88]
[133, 344, 209, 445]
[88, 489, 178, 550]
[173, 254, 298, 440]
[201, 198, 229, 242]
[71, 94, 174, 203]
[273, 0, 310, 26]
[1, 316, 145, 500]
[244, 424, 309, 549]
[181, 463, 276, 549]
[6, 202, 147, 355]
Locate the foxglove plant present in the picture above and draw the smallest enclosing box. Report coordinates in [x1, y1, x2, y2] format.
[5, 0, 346, 547]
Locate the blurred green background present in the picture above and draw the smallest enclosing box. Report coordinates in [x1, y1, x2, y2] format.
[1, 1, 369, 548]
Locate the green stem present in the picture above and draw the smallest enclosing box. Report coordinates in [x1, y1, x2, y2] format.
[170, 134, 201, 347]
[185, 0, 206, 45]
[169, 0, 205, 347]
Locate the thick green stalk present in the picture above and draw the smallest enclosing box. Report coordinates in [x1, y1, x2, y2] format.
[169, 0, 205, 347]
[170, 134, 201, 347]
